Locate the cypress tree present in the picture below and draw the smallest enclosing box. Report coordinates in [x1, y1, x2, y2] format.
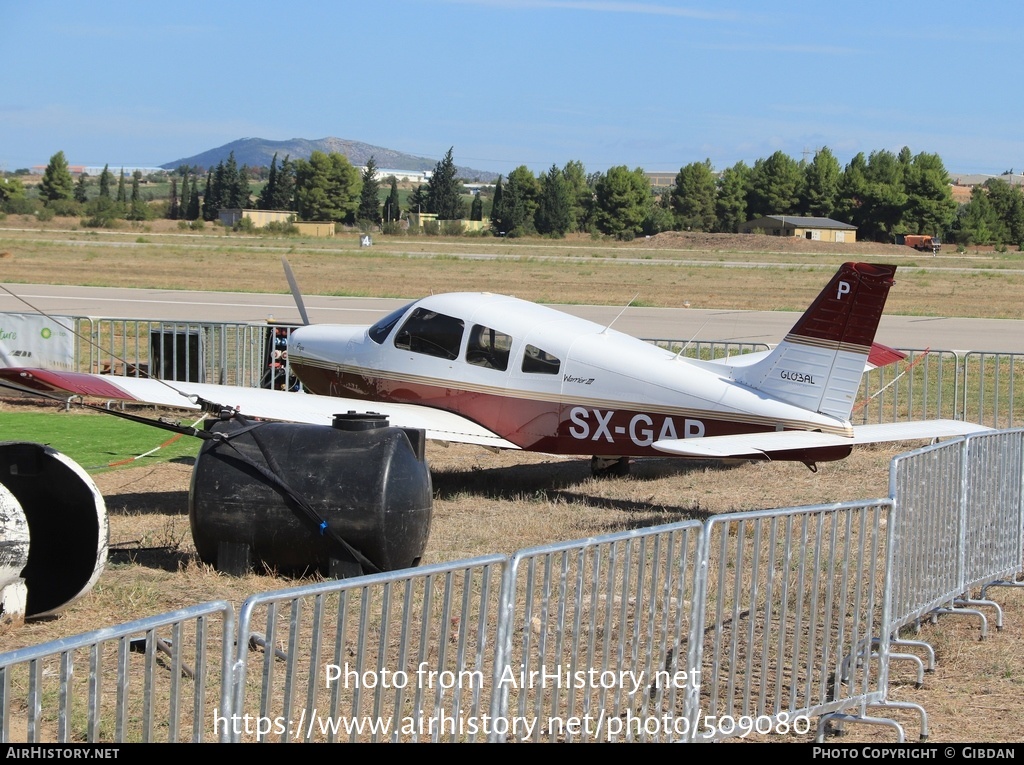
[385, 177, 400, 222]
[202, 170, 214, 220]
[74, 173, 89, 204]
[98, 164, 112, 198]
[258, 153, 278, 209]
[116, 169, 127, 205]
[357, 156, 381, 223]
[187, 186, 200, 221]
[490, 176, 505, 234]
[273, 155, 295, 210]
[168, 177, 179, 219]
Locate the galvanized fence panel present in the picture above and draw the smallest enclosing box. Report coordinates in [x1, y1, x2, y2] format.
[887, 430, 1024, 637]
[962, 429, 1024, 592]
[962, 352, 1024, 429]
[697, 501, 894, 741]
[231, 555, 507, 743]
[887, 439, 966, 633]
[644, 338, 770, 361]
[854, 349, 963, 425]
[492, 521, 704, 743]
[71, 317, 299, 391]
[0, 601, 234, 744]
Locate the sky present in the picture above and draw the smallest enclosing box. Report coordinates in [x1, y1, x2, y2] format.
[3, 1, 1023, 178]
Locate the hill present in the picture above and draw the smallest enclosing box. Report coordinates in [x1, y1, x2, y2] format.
[161, 137, 499, 181]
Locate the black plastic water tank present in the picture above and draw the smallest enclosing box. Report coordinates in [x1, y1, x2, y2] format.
[189, 417, 432, 577]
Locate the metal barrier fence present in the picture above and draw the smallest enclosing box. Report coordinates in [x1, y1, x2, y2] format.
[696, 502, 894, 741]
[0, 601, 234, 743]
[53, 317, 1024, 429]
[71, 317, 298, 391]
[494, 521, 704, 742]
[231, 555, 508, 743]
[856, 349, 1024, 429]
[644, 338, 770, 361]
[3, 433, 1024, 744]
[887, 429, 1024, 639]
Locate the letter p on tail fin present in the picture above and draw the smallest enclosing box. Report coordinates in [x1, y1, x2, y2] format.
[731, 262, 897, 422]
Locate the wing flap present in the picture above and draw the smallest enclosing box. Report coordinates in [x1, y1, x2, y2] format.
[653, 419, 992, 458]
[0, 368, 520, 450]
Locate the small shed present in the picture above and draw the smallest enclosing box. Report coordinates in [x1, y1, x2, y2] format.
[293, 222, 335, 237]
[740, 215, 857, 243]
[218, 209, 298, 228]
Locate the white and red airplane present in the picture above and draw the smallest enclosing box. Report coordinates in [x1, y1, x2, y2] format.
[0, 262, 989, 474]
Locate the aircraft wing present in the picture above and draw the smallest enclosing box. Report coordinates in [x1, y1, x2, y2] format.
[0, 369, 521, 450]
[652, 420, 992, 459]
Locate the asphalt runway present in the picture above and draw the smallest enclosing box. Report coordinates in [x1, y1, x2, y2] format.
[1, 283, 1022, 353]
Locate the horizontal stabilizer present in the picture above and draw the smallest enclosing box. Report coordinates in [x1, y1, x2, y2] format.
[867, 342, 907, 369]
[652, 419, 992, 459]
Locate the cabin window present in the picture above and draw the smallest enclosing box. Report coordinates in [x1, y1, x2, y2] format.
[394, 308, 464, 360]
[368, 302, 414, 344]
[522, 344, 561, 375]
[466, 324, 512, 371]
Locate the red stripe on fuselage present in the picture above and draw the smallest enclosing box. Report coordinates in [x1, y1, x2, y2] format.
[292, 364, 819, 458]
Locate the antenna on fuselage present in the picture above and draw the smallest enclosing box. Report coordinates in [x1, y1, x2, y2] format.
[673, 317, 713, 360]
[601, 293, 639, 334]
[282, 257, 310, 326]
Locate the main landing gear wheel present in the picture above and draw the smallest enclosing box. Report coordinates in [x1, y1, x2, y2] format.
[591, 456, 630, 478]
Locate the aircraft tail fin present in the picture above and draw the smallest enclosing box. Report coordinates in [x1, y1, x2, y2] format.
[730, 262, 897, 422]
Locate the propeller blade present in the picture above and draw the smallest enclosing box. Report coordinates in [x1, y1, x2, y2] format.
[282, 257, 310, 326]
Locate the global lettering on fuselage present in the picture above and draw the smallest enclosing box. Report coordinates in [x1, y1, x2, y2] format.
[568, 406, 705, 447]
[780, 369, 816, 384]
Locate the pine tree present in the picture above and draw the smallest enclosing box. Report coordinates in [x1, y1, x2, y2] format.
[357, 156, 381, 223]
[425, 147, 465, 219]
[562, 160, 592, 233]
[670, 159, 717, 232]
[39, 151, 75, 202]
[501, 166, 539, 236]
[535, 164, 572, 236]
[801, 147, 841, 217]
[714, 161, 750, 233]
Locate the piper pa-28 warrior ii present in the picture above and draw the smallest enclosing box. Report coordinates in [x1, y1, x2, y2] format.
[0, 262, 989, 475]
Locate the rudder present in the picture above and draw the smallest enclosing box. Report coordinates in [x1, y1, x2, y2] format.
[730, 262, 897, 421]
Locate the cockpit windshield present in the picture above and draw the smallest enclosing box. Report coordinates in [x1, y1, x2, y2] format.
[368, 302, 414, 344]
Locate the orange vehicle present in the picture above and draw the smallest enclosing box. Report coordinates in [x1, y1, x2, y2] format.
[897, 234, 941, 254]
